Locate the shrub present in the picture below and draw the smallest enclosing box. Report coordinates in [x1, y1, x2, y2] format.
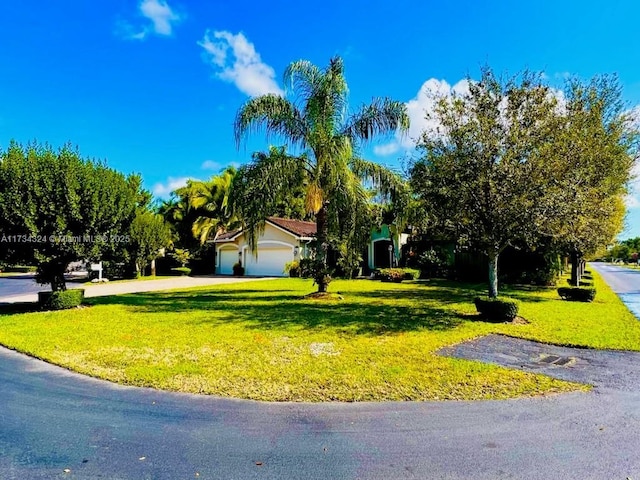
[557, 287, 596, 302]
[474, 297, 519, 321]
[232, 263, 245, 276]
[38, 289, 84, 310]
[284, 261, 300, 277]
[374, 268, 419, 282]
[298, 258, 315, 278]
[401, 268, 420, 280]
[375, 268, 404, 283]
[170, 267, 192, 276]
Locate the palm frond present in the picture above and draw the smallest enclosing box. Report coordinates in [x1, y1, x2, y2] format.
[283, 60, 322, 99]
[230, 146, 308, 252]
[342, 98, 410, 142]
[349, 158, 405, 195]
[234, 95, 306, 148]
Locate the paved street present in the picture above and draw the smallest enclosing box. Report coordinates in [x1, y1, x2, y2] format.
[590, 262, 640, 319]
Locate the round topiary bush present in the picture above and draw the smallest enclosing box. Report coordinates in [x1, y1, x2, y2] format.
[474, 297, 519, 322]
[557, 287, 596, 302]
[38, 289, 85, 310]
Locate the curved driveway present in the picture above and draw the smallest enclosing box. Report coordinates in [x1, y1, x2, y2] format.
[1, 267, 640, 479]
[0, 275, 270, 304]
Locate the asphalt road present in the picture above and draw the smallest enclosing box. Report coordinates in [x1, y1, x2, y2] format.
[590, 262, 640, 319]
[1, 266, 640, 479]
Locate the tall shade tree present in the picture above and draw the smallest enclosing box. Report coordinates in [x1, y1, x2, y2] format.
[0, 142, 140, 291]
[411, 68, 560, 298]
[540, 76, 637, 285]
[233, 56, 409, 293]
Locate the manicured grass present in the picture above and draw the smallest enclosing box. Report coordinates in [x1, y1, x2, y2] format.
[0, 270, 638, 401]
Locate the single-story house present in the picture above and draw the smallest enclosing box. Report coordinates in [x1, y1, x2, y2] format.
[213, 217, 316, 276]
[214, 217, 409, 276]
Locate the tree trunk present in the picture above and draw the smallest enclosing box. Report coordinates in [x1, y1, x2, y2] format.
[315, 204, 330, 293]
[488, 251, 499, 299]
[570, 251, 580, 286]
[50, 270, 67, 292]
[151, 259, 156, 277]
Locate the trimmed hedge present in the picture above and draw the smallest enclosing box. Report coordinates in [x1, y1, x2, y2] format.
[170, 267, 192, 276]
[557, 287, 596, 302]
[474, 297, 519, 321]
[375, 268, 420, 283]
[38, 289, 84, 310]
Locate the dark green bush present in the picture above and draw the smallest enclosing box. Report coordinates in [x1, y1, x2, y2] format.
[298, 258, 315, 278]
[284, 261, 300, 277]
[170, 267, 192, 276]
[474, 297, 519, 321]
[557, 287, 596, 302]
[232, 263, 245, 276]
[38, 289, 84, 310]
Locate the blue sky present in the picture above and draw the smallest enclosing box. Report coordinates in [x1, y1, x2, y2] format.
[0, 0, 639, 237]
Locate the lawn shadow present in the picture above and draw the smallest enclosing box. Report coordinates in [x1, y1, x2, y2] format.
[0, 302, 41, 315]
[87, 284, 467, 334]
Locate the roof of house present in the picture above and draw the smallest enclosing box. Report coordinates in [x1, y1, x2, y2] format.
[214, 217, 316, 242]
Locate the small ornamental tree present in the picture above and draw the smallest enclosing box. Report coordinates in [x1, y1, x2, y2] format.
[0, 142, 140, 291]
[129, 210, 173, 276]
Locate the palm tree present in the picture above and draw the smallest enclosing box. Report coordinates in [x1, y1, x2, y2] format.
[189, 166, 239, 244]
[233, 56, 409, 293]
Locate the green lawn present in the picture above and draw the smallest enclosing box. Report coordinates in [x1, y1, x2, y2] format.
[0, 270, 638, 402]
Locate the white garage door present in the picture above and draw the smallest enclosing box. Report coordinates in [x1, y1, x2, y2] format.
[244, 246, 293, 276]
[218, 248, 238, 275]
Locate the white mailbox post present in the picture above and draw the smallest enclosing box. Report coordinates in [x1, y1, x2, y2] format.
[90, 262, 103, 281]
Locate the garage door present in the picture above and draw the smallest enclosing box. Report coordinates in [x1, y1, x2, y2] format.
[218, 248, 238, 275]
[244, 246, 293, 276]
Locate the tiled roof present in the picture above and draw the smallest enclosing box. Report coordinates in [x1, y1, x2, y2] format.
[267, 217, 316, 237]
[214, 217, 316, 242]
[215, 229, 241, 241]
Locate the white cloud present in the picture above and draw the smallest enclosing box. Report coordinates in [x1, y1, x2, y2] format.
[626, 194, 640, 209]
[118, 0, 182, 40]
[373, 142, 400, 157]
[201, 160, 220, 171]
[198, 30, 284, 97]
[152, 176, 191, 198]
[140, 0, 180, 35]
[396, 78, 471, 149]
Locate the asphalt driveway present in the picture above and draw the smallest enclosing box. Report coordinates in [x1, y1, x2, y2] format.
[0, 275, 270, 304]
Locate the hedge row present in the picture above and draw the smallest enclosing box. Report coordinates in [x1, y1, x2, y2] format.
[38, 289, 84, 310]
